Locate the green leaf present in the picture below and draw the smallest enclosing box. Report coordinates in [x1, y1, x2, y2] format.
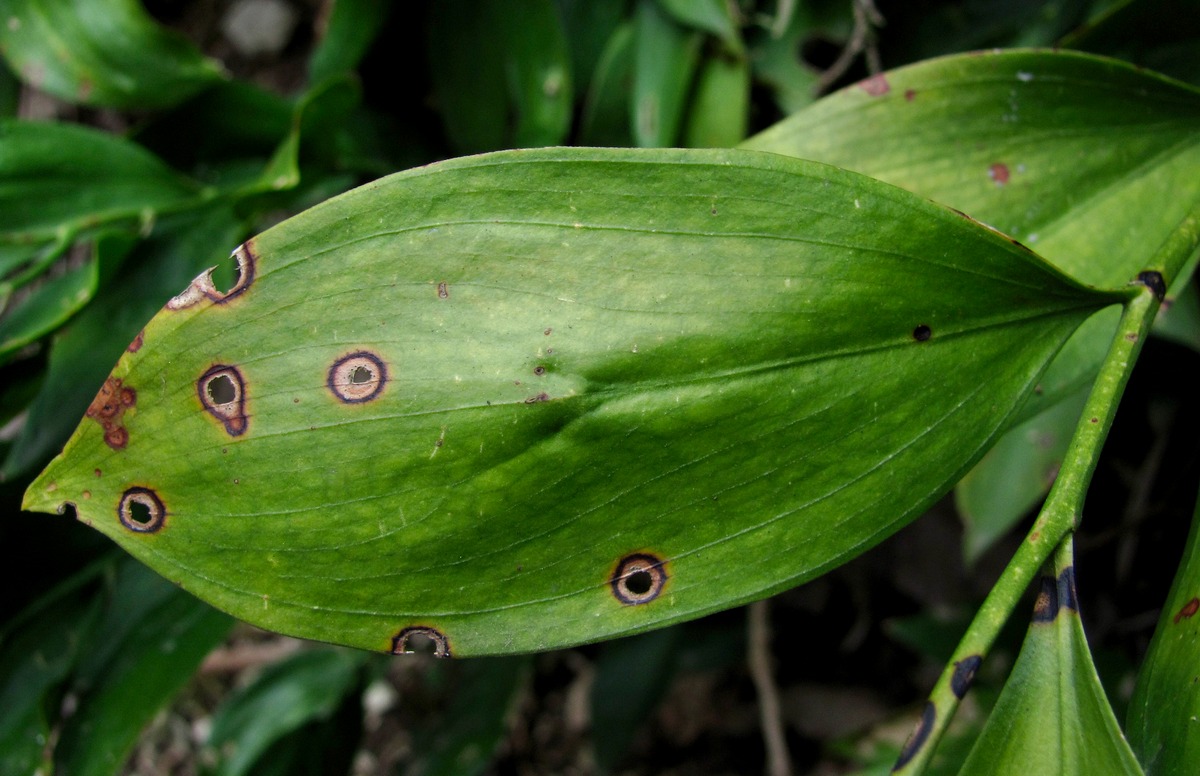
[1, 204, 246, 480]
[958, 561, 1143, 775]
[0, 249, 98, 362]
[555, 0, 628, 97]
[204, 648, 368, 776]
[682, 50, 749, 148]
[0, 0, 224, 109]
[578, 21, 636, 147]
[53, 559, 234, 776]
[23, 147, 1119, 656]
[633, 0, 701, 146]
[427, 0, 572, 153]
[1127, 481, 1200, 774]
[0, 576, 102, 776]
[1060, 0, 1200, 86]
[0, 119, 202, 244]
[307, 0, 391, 83]
[657, 0, 742, 54]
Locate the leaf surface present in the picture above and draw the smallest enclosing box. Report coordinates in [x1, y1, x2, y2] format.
[24, 147, 1118, 656]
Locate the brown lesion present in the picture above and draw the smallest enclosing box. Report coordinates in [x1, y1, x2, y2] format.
[118, 486, 167, 533]
[198, 365, 249, 436]
[86, 377, 137, 450]
[328, 351, 388, 404]
[126, 330, 144, 353]
[610, 552, 669, 605]
[166, 241, 258, 311]
[391, 626, 451, 658]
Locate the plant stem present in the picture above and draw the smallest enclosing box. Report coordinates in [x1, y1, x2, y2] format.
[892, 277, 1162, 775]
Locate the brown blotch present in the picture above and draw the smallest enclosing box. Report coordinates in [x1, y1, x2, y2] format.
[198, 365, 249, 436]
[1174, 597, 1200, 624]
[127, 330, 144, 353]
[859, 73, 890, 96]
[1137, 270, 1167, 302]
[544, 328, 553, 335]
[391, 626, 451, 658]
[85, 377, 137, 450]
[610, 552, 668, 605]
[904, 87, 916, 101]
[894, 701, 936, 769]
[437, 281, 449, 299]
[1032, 575, 1059, 623]
[913, 324, 932, 342]
[533, 365, 546, 376]
[988, 163, 1010, 185]
[524, 392, 550, 404]
[166, 241, 258, 310]
[328, 351, 388, 403]
[118, 486, 166, 533]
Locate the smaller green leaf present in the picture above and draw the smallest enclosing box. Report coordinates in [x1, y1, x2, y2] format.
[0, 248, 99, 363]
[682, 50, 749, 148]
[592, 628, 682, 770]
[958, 555, 1143, 776]
[307, 0, 390, 83]
[555, 0, 628, 96]
[657, 0, 743, 54]
[204, 648, 369, 776]
[0, 0, 224, 108]
[578, 21, 635, 146]
[1153, 277, 1200, 353]
[53, 560, 233, 776]
[427, 0, 572, 153]
[633, 0, 701, 146]
[1127, 481, 1200, 774]
[0, 578, 101, 776]
[955, 385, 1089, 563]
[1060, 0, 1200, 85]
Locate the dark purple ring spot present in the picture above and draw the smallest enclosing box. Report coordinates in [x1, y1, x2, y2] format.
[328, 351, 388, 404]
[118, 486, 166, 533]
[610, 553, 668, 605]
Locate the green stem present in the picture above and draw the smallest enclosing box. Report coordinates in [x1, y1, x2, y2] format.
[891, 278, 1161, 775]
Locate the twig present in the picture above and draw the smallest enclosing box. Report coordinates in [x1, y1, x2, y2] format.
[749, 599, 792, 776]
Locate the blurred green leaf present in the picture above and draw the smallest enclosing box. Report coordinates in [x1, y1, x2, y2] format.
[745, 3, 824, 116]
[556, 0, 629, 96]
[0, 574, 102, 776]
[1153, 277, 1200, 353]
[592, 627, 682, 770]
[633, 0, 701, 146]
[308, 0, 392, 84]
[0, 247, 99, 363]
[958, 563, 1143, 775]
[0, 58, 17, 117]
[657, 0, 742, 53]
[1061, 0, 1200, 85]
[955, 385, 1089, 563]
[409, 656, 532, 776]
[682, 50, 749, 147]
[428, 0, 572, 153]
[204, 648, 368, 776]
[578, 20, 635, 146]
[1127, 482, 1200, 774]
[0, 119, 202, 245]
[24, 148, 1119, 656]
[53, 559, 233, 776]
[0, 0, 224, 109]
[1, 204, 246, 480]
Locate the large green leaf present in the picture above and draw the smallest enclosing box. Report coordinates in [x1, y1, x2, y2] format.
[0, 0, 223, 109]
[743, 50, 1200, 546]
[23, 147, 1119, 656]
[958, 559, 1143, 775]
[1127, 482, 1200, 774]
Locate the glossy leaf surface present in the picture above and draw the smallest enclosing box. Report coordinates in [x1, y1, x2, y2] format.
[25, 147, 1118, 656]
[0, 0, 223, 108]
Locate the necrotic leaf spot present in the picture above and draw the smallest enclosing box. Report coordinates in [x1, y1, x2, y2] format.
[118, 487, 166, 533]
[328, 351, 388, 403]
[391, 626, 451, 658]
[198, 365, 248, 436]
[610, 553, 668, 605]
[913, 325, 932, 342]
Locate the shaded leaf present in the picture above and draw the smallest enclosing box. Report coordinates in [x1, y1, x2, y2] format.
[633, 0, 701, 146]
[1127, 482, 1200, 774]
[592, 627, 682, 770]
[0, 0, 224, 109]
[307, 0, 391, 84]
[1060, 0, 1200, 85]
[204, 648, 368, 776]
[958, 562, 1143, 775]
[578, 20, 635, 146]
[682, 50, 749, 147]
[657, 0, 742, 53]
[555, 0, 629, 97]
[427, 0, 572, 153]
[24, 147, 1119, 656]
[53, 560, 234, 776]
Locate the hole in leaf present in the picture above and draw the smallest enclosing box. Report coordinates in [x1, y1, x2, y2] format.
[118, 487, 166, 533]
[329, 351, 388, 403]
[391, 626, 451, 658]
[610, 553, 668, 605]
[198, 365, 248, 436]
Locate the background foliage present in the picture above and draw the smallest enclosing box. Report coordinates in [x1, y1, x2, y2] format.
[1, 0, 1199, 774]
